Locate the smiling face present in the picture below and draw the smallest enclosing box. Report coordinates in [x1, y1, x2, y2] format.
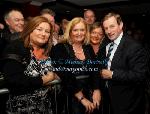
[70, 22, 86, 44]
[84, 10, 95, 25]
[103, 16, 123, 41]
[5, 10, 24, 33]
[90, 27, 104, 45]
[30, 22, 51, 47]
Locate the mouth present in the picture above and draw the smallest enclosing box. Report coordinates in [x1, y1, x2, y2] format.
[76, 36, 83, 39]
[92, 37, 100, 40]
[38, 36, 46, 40]
[108, 33, 115, 37]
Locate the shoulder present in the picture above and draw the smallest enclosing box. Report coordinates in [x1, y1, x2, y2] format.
[84, 44, 95, 58]
[1, 39, 30, 65]
[3, 39, 29, 57]
[101, 37, 110, 47]
[84, 44, 92, 48]
[51, 42, 70, 58]
[122, 34, 146, 56]
[122, 34, 143, 49]
[51, 42, 67, 51]
[0, 28, 10, 35]
[83, 44, 94, 53]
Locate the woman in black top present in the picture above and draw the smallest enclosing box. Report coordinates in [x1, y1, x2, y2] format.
[89, 22, 111, 114]
[2, 16, 57, 114]
[51, 17, 101, 114]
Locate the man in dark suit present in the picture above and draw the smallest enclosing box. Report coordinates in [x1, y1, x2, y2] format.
[100, 12, 148, 114]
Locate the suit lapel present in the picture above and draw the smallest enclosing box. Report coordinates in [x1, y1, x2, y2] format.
[110, 35, 126, 70]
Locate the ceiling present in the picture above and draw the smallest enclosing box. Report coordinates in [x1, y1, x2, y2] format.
[1, 0, 150, 22]
[5, 0, 129, 6]
[63, 0, 128, 6]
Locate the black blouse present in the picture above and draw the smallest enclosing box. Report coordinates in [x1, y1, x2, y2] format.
[51, 42, 100, 94]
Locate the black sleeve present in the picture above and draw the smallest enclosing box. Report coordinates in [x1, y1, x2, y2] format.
[3, 59, 43, 90]
[0, 35, 6, 57]
[51, 44, 67, 77]
[86, 45, 101, 90]
[113, 42, 148, 83]
[51, 43, 79, 93]
[2, 40, 43, 91]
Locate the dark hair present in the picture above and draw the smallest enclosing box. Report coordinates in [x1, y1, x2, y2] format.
[101, 12, 122, 25]
[89, 22, 103, 33]
[40, 8, 55, 16]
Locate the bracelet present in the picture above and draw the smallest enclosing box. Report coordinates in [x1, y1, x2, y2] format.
[79, 96, 84, 102]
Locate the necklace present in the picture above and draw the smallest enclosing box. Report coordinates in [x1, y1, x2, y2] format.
[72, 45, 85, 60]
[72, 46, 83, 54]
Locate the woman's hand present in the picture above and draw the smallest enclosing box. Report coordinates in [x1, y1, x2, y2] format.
[92, 89, 101, 109]
[75, 91, 96, 113]
[42, 71, 56, 85]
[80, 98, 95, 113]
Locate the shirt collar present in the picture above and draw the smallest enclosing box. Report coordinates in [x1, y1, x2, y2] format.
[113, 32, 123, 45]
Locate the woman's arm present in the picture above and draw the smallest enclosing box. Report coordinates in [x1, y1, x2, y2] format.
[75, 91, 95, 113]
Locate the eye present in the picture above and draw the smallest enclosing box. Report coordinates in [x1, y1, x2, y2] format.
[110, 25, 115, 29]
[36, 28, 42, 31]
[91, 32, 96, 34]
[45, 30, 50, 33]
[72, 29, 78, 32]
[14, 18, 24, 22]
[80, 29, 85, 32]
[91, 32, 100, 35]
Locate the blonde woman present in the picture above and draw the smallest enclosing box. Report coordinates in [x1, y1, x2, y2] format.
[51, 17, 101, 114]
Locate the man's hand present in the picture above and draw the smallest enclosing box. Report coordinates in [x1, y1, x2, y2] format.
[101, 69, 113, 79]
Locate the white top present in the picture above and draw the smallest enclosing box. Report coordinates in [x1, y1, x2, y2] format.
[106, 32, 123, 70]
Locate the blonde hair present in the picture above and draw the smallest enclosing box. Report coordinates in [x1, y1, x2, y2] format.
[63, 17, 90, 44]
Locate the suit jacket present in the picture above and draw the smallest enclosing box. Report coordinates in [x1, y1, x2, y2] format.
[106, 34, 148, 114]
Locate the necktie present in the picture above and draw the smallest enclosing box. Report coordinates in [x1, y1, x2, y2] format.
[106, 42, 114, 67]
[105, 42, 114, 88]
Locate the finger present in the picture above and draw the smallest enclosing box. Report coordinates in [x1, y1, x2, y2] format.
[90, 103, 95, 113]
[94, 101, 100, 109]
[85, 105, 89, 113]
[93, 101, 97, 108]
[96, 103, 100, 109]
[87, 105, 93, 114]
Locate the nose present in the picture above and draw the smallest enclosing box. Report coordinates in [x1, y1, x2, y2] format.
[92, 32, 100, 37]
[20, 20, 24, 25]
[105, 28, 111, 34]
[18, 19, 24, 25]
[95, 33, 99, 37]
[41, 31, 47, 36]
[77, 30, 81, 35]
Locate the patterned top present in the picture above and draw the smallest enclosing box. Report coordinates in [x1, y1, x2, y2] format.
[7, 54, 53, 114]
